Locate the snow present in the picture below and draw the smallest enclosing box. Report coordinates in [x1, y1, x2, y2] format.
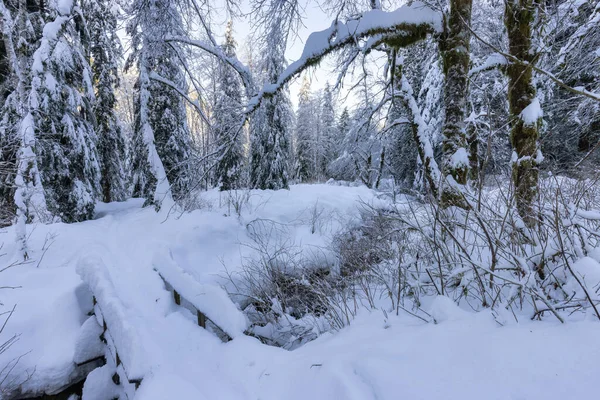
[469, 52, 507, 75]
[32, 16, 69, 73]
[55, 0, 73, 16]
[520, 97, 543, 125]
[76, 256, 148, 380]
[73, 317, 104, 365]
[152, 252, 248, 338]
[0, 265, 94, 397]
[564, 257, 600, 302]
[81, 365, 120, 400]
[2, 184, 600, 399]
[450, 147, 469, 168]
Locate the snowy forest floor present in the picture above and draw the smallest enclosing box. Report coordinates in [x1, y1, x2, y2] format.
[1, 184, 599, 399]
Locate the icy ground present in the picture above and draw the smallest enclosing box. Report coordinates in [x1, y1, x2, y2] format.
[1, 184, 599, 399]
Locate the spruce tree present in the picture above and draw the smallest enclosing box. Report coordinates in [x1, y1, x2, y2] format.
[84, 0, 127, 203]
[250, 23, 292, 190]
[320, 83, 336, 178]
[0, 0, 50, 256]
[127, 0, 191, 206]
[213, 21, 244, 191]
[31, 1, 100, 222]
[294, 77, 314, 182]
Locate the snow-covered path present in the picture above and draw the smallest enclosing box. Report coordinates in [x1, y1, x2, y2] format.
[1, 184, 600, 399]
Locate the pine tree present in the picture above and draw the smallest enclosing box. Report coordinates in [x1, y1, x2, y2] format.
[213, 21, 244, 191]
[31, 1, 100, 222]
[84, 0, 127, 203]
[250, 22, 292, 190]
[294, 76, 314, 182]
[127, 0, 191, 206]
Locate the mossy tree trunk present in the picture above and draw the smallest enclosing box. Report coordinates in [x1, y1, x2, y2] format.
[440, 0, 473, 206]
[505, 0, 540, 227]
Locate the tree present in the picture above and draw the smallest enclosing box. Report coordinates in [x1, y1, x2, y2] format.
[32, 2, 100, 222]
[250, 12, 292, 190]
[294, 76, 315, 182]
[213, 21, 245, 191]
[84, 0, 127, 203]
[439, 0, 473, 204]
[127, 0, 192, 207]
[505, 0, 542, 226]
[0, 0, 49, 256]
[320, 83, 337, 178]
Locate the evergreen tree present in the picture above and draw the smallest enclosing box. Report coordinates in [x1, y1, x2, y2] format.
[127, 0, 191, 206]
[294, 76, 314, 182]
[83, 0, 127, 202]
[250, 22, 292, 190]
[213, 21, 244, 191]
[0, 0, 49, 256]
[84, 0, 127, 203]
[320, 83, 336, 178]
[32, 1, 100, 222]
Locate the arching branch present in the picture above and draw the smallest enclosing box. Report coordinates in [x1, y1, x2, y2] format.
[245, 2, 442, 113]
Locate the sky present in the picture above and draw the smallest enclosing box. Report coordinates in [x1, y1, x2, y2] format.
[210, 0, 342, 109]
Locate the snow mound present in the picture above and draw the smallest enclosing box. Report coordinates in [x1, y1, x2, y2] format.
[81, 365, 120, 400]
[429, 295, 470, 323]
[565, 256, 600, 300]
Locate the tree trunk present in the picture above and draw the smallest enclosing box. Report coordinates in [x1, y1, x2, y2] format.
[440, 0, 473, 205]
[505, 0, 540, 227]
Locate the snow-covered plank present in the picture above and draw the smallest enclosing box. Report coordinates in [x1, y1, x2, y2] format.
[153, 253, 248, 339]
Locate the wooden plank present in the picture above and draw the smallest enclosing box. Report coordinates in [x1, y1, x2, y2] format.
[197, 310, 206, 328]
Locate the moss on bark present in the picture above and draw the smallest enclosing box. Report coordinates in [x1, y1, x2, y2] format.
[505, 0, 540, 227]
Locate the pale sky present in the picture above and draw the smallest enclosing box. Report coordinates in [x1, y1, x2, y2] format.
[210, 0, 342, 109]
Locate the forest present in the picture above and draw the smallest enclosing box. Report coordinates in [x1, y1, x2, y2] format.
[0, 0, 599, 399]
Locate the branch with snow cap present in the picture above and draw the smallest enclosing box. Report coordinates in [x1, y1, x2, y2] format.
[245, 2, 442, 113]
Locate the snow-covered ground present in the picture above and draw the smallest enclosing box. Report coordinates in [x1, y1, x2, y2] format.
[1, 184, 599, 399]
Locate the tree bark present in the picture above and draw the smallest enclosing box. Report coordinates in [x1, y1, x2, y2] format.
[505, 0, 540, 226]
[440, 0, 473, 204]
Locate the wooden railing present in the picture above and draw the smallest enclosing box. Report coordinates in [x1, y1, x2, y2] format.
[153, 253, 247, 342]
[76, 257, 146, 399]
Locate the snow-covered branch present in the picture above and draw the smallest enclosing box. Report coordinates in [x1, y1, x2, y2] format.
[165, 35, 255, 93]
[246, 2, 442, 113]
[148, 72, 211, 125]
[468, 20, 600, 103]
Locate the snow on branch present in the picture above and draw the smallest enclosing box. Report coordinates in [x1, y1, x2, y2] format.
[148, 72, 210, 125]
[246, 2, 442, 112]
[467, 20, 600, 103]
[556, 2, 600, 68]
[469, 53, 507, 75]
[165, 35, 255, 92]
[398, 73, 442, 191]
